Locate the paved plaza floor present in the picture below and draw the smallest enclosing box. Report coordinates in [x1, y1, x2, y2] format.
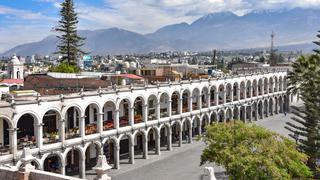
[86, 110, 299, 180]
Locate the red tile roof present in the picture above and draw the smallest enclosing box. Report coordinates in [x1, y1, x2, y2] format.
[117, 74, 144, 80]
[0, 79, 24, 84]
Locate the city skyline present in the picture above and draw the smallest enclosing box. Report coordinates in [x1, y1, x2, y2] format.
[1, 0, 320, 53]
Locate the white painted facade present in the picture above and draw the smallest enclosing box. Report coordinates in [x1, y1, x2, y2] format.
[0, 70, 295, 178]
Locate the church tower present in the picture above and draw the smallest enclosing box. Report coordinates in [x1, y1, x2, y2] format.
[8, 54, 24, 79]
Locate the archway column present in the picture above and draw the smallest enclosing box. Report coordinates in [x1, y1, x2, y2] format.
[207, 93, 211, 108]
[59, 119, 65, 144]
[114, 143, 120, 169]
[198, 94, 202, 109]
[80, 116, 85, 138]
[188, 122, 193, 144]
[156, 103, 161, 120]
[143, 134, 148, 159]
[167, 128, 172, 151]
[115, 109, 120, 129]
[129, 107, 134, 126]
[178, 98, 183, 114]
[97, 112, 103, 133]
[129, 139, 135, 164]
[237, 88, 240, 101]
[143, 104, 148, 122]
[168, 100, 172, 117]
[179, 126, 182, 147]
[80, 154, 86, 178]
[230, 90, 234, 103]
[8, 128, 17, 157]
[156, 130, 161, 155]
[188, 97, 193, 112]
[61, 161, 66, 175]
[254, 103, 258, 121]
[36, 123, 43, 149]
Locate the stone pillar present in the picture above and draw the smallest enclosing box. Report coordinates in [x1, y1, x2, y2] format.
[8, 128, 17, 157]
[61, 162, 66, 175]
[230, 90, 234, 102]
[168, 100, 172, 117]
[143, 134, 148, 159]
[188, 123, 193, 144]
[59, 119, 65, 144]
[243, 107, 247, 123]
[114, 143, 120, 169]
[167, 128, 172, 151]
[179, 127, 183, 147]
[198, 94, 202, 109]
[207, 93, 211, 108]
[214, 92, 218, 106]
[80, 154, 86, 178]
[114, 109, 120, 129]
[223, 91, 226, 105]
[188, 97, 193, 112]
[156, 103, 161, 120]
[36, 123, 43, 149]
[143, 104, 148, 122]
[255, 103, 259, 121]
[129, 140, 135, 164]
[80, 116, 85, 138]
[97, 112, 103, 133]
[129, 107, 134, 126]
[178, 98, 183, 114]
[237, 87, 240, 100]
[156, 131, 161, 155]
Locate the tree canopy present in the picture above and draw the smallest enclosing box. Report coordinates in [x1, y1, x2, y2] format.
[200, 121, 312, 180]
[55, 0, 85, 65]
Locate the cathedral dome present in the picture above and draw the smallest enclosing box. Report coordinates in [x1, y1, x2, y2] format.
[10, 54, 21, 64]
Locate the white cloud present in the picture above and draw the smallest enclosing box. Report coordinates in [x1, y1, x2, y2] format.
[0, 5, 55, 21]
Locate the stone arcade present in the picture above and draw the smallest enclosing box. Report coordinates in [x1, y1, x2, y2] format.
[0, 70, 293, 178]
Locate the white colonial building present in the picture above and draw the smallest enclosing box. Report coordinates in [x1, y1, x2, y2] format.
[0, 70, 294, 178]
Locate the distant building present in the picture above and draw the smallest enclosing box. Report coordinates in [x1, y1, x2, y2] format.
[7, 54, 24, 79]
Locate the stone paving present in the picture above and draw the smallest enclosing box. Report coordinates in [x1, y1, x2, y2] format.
[86, 106, 301, 180]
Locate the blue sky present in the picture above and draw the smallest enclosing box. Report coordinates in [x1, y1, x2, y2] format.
[1, 0, 320, 53]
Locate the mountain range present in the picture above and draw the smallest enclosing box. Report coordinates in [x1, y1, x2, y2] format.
[2, 8, 319, 56]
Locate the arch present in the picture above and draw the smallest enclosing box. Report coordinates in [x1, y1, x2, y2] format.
[65, 106, 82, 139]
[171, 121, 182, 147]
[210, 111, 217, 124]
[84, 103, 100, 135]
[252, 79, 257, 97]
[201, 86, 209, 108]
[269, 77, 274, 93]
[258, 78, 263, 96]
[64, 147, 83, 178]
[264, 99, 268, 117]
[43, 152, 64, 174]
[182, 89, 191, 113]
[269, 98, 274, 115]
[233, 106, 239, 120]
[133, 130, 147, 159]
[181, 118, 192, 144]
[217, 109, 225, 123]
[171, 91, 180, 115]
[16, 113, 39, 149]
[42, 109, 61, 144]
[218, 84, 225, 105]
[118, 133, 133, 164]
[0, 116, 12, 153]
[246, 80, 252, 98]
[84, 142, 101, 174]
[233, 82, 239, 101]
[201, 114, 209, 133]
[147, 94, 158, 121]
[258, 100, 263, 119]
[133, 96, 145, 124]
[147, 127, 159, 155]
[192, 88, 201, 110]
[210, 85, 217, 106]
[226, 108, 233, 122]
[279, 76, 283, 92]
[225, 83, 232, 103]
[103, 101, 116, 131]
[159, 92, 170, 118]
[246, 105, 252, 122]
[240, 81, 245, 99]
[264, 77, 268, 94]
[119, 98, 131, 127]
[159, 123, 171, 151]
[102, 138, 117, 168]
[239, 106, 246, 122]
